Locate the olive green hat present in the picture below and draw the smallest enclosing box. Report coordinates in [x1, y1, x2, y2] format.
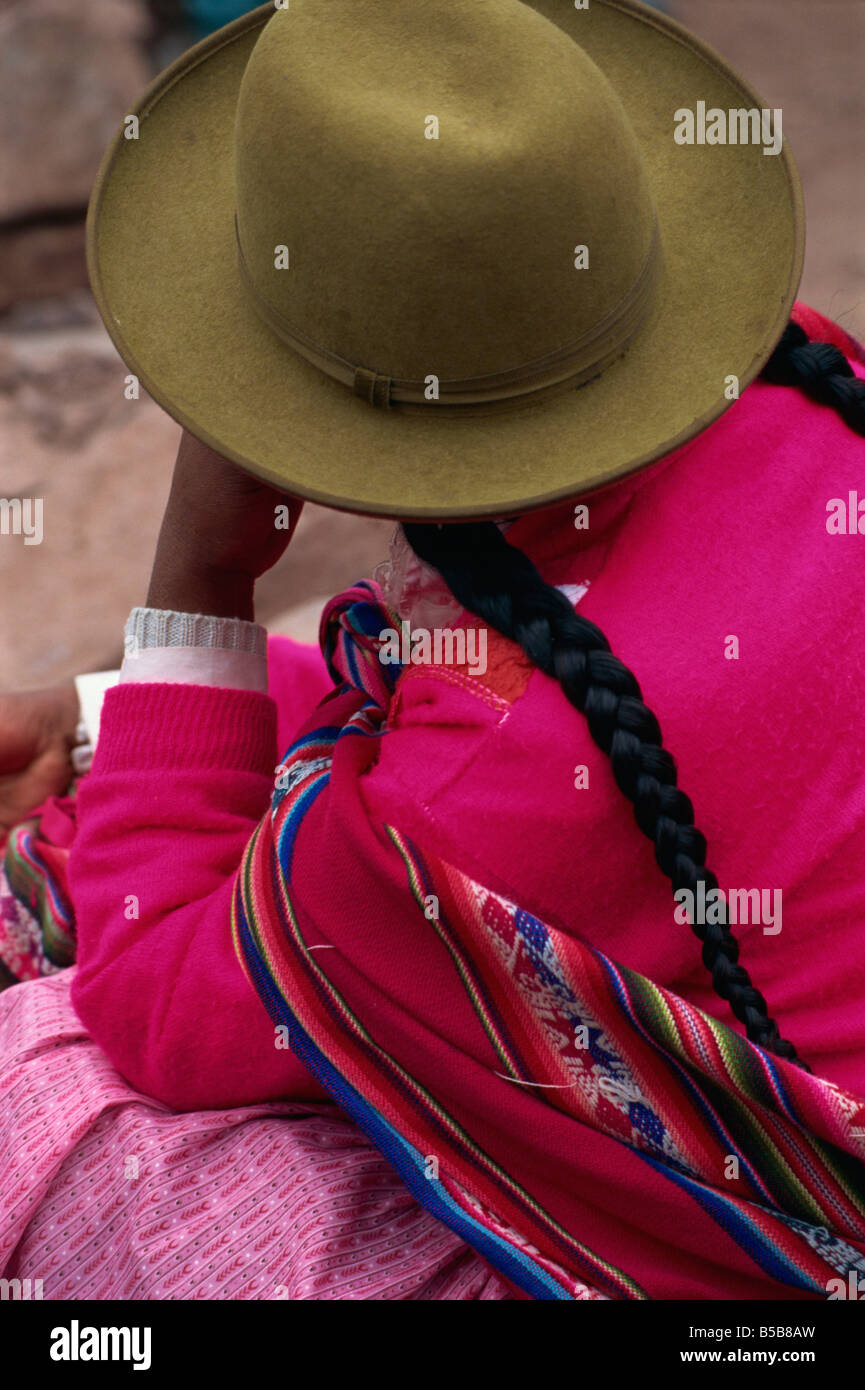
[87, 0, 803, 519]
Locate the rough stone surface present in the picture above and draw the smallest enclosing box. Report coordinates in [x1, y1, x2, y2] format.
[0, 222, 89, 314]
[0, 0, 151, 221]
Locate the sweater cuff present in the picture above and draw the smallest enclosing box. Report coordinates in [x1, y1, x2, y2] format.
[91, 681, 278, 775]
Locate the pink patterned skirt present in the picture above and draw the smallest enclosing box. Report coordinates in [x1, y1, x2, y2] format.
[0, 969, 511, 1300]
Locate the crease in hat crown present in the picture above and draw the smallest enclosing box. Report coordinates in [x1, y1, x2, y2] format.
[233, 0, 663, 414]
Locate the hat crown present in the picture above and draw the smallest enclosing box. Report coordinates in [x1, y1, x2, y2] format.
[234, 0, 660, 399]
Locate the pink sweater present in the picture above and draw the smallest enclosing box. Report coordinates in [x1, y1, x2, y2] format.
[68, 339, 865, 1111]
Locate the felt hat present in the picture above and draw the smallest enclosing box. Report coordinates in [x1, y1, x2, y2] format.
[87, 0, 804, 519]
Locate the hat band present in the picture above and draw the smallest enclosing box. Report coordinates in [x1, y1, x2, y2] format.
[234, 214, 662, 411]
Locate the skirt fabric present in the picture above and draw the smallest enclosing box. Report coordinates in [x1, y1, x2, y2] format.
[0, 968, 512, 1300]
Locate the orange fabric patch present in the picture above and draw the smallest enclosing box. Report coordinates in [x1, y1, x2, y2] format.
[396, 623, 534, 707]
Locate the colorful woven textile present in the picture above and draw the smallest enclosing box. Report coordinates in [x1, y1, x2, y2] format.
[233, 582, 865, 1301]
[0, 795, 76, 989]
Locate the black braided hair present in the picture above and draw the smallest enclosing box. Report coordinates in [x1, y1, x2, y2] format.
[405, 321, 865, 1069]
[762, 320, 865, 431]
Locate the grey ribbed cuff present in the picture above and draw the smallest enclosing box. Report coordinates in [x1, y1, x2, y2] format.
[124, 606, 268, 657]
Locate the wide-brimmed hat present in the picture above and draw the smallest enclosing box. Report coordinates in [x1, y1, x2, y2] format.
[87, 0, 803, 519]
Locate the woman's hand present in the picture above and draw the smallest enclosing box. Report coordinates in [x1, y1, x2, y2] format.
[147, 430, 304, 620]
[0, 682, 79, 830]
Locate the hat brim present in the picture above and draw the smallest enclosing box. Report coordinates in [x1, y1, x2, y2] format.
[87, 0, 804, 520]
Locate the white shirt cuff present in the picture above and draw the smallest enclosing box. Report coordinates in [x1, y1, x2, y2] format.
[74, 669, 122, 750]
[119, 646, 268, 692]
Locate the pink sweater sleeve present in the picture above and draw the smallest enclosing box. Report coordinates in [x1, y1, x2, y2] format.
[67, 677, 330, 1111]
[267, 632, 333, 756]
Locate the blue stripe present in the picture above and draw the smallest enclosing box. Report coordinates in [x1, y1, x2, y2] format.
[233, 896, 572, 1301]
[638, 1152, 822, 1293]
[274, 775, 331, 883]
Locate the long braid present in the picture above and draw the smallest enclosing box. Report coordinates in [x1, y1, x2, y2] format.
[405, 520, 806, 1065]
[762, 320, 865, 432]
[403, 320, 865, 1069]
